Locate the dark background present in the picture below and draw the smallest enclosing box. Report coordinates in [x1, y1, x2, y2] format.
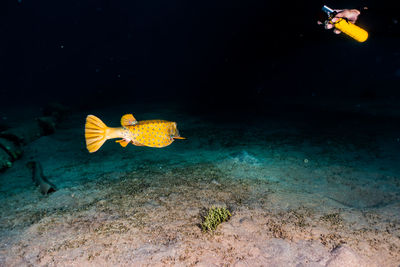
[1, 0, 399, 113]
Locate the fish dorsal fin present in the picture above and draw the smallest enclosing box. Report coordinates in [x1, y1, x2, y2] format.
[115, 139, 130, 147]
[121, 114, 137, 127]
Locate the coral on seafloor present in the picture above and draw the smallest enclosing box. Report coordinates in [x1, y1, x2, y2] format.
[201, 206, 231, 232]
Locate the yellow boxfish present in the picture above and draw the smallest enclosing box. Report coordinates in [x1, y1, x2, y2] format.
[85, 114, 185, 153]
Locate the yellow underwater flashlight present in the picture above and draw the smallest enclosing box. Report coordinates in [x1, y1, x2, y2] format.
[322, 5, 368, 42]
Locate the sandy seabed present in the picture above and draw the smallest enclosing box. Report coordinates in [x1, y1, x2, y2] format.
[0, 101, 399, 266]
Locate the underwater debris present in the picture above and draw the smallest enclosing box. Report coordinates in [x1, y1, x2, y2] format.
[0, 103, 69, 172]
[0, 121, 42, 145]
[0, 137, 22, 172]
[0, 137, 22, 161]
[201, 206, 231, 232]
[37, 116, 57, 135]
[0, 116, 58, 145]
[26, 161, 57, 195]
[42, 102, 70, 121]
[0, 148, 12, 171]
[0, 102, 68, 145]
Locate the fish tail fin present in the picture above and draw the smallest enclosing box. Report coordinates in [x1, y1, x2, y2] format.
[85, 115, 109, 153]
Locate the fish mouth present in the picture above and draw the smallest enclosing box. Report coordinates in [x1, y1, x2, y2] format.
[173, 136, 186, 139]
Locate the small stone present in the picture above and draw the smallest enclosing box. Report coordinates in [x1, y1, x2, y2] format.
[304, 159, 309, 164]
[211, 179, 221, 186]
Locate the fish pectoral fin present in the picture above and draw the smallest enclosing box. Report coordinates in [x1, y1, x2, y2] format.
[115, 139, 130, 147]
[121, 114, 137, 127]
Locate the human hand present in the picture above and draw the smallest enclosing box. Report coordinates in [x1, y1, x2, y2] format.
[318, 9, 361, 34]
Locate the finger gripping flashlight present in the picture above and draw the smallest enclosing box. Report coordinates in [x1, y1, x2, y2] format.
[322, 5, 368, 42]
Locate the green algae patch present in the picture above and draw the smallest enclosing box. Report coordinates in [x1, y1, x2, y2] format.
[201, 207, 231, 232]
